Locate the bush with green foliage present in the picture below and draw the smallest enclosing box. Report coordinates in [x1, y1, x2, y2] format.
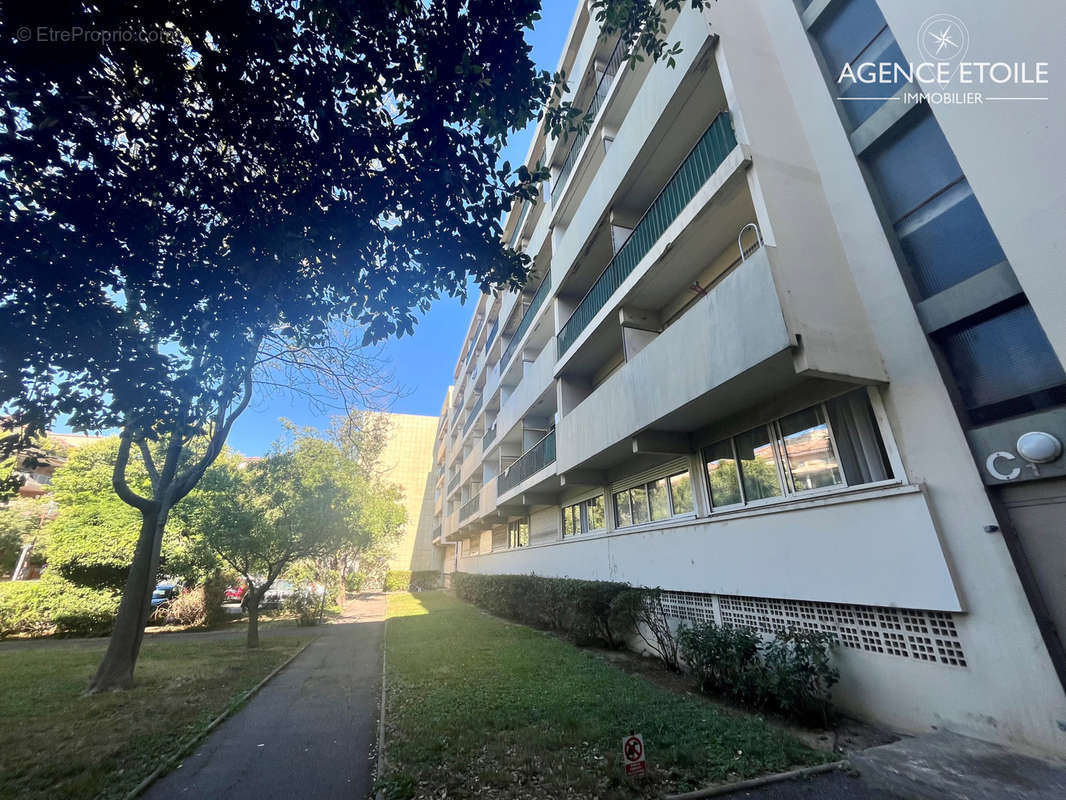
[609, 587, 682, 671]
[384, 570, 442, 593]
[0, 574, 119, 637]
[678, 621, 839, 724]
[452, 572, 631, 648]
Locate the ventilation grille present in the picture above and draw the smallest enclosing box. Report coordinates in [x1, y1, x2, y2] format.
[660, 591, 966, 668]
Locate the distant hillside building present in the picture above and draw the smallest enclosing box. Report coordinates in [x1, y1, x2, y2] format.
[379, 413, 441, 573]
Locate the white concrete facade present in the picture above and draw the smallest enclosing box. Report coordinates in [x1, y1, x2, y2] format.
[428, 0, 1066, 757]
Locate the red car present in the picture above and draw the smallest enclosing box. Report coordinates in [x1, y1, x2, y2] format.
[224, 584, 246, 602]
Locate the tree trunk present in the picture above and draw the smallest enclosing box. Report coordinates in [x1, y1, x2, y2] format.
[87, 503, 168, 692]
[247, 591, 261, 649]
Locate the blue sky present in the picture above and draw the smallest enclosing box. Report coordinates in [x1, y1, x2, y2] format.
[226, 0, 576, 455]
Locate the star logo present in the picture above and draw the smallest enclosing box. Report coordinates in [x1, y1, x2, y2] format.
[917, 14, 969, 63]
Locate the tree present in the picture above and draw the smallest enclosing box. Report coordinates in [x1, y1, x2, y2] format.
[46, 438, 217, 591]
[1, 1, 708, 690]
[181, 436, 399, 648]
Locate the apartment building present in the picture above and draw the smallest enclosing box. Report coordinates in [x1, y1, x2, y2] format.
[430, 0, 1066, 756]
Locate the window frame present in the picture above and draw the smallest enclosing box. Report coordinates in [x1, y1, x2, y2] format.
[508, 517, 529, 548]
[561, 494, 607, 538]
[703, 397, 880, 513]
[611, 469, 697, 530]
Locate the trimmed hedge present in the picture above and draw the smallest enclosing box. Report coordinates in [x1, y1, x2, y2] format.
[0, 574, 119, 637]
[452, 572, 631, 648]
[384, 570, 442, 592]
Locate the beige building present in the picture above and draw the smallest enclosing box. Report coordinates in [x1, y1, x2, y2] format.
[431, 0, 1066, 759]
[379, 413, 442, 573]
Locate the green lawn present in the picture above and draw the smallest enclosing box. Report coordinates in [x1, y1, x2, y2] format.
[382, 591, 833, 799]
[0, 635, 304, 800]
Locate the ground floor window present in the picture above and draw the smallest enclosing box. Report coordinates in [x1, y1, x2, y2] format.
[508, 518, 529, 548]
[562, 494, 605, 539]
[466, 536, 480, 556]
[562, 495, 605, 537]
[703, 388, 892, 511]
[613, 470, 694, 529]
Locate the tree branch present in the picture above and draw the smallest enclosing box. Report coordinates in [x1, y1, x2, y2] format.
[112, 432, 154, 512]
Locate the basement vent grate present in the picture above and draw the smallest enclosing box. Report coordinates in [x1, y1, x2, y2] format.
[660, 591, 966, 668]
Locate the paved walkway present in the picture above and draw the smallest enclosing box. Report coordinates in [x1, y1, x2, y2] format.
[144, 593, 386, 800]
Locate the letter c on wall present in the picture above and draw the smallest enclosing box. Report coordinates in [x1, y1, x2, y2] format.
[986, 451, 1021, 481]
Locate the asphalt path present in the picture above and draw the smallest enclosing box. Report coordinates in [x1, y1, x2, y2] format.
[143, 593, 386, 800]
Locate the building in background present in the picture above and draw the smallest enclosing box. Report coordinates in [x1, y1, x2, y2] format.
[379, 413, 442, 573]
[430, 0, 1066, 757]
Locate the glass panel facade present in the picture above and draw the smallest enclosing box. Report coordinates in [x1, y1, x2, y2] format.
[735, 426, 783, 501]
[704, 440, 742, 507]
[669, 472, 694, 514]
[778, 406, 843, 492]
[648, 477, 670, 521]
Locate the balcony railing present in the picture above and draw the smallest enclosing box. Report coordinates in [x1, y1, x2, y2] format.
[432, 525, 442, 542]
[447, 473, 460, 494]
[482, 423, 496, 451]
[557, 112, 738, 356]
[507, 200, 533, 250]
[484, 319, 499, 353]
[551, 35, 627, 206]
[497, 430, 556, 496]
[501, 274, 551, 369]
[459, 493, 480, 522]
[462, 393, 483, 435]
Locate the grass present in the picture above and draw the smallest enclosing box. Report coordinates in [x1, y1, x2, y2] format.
[0, 634, 304, 800]
[382, 592, 834, 799]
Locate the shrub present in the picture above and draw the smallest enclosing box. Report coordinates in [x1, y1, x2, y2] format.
[384, 570, 442, 592]
[452, 572, 630, 647]
[284, 586, 327, 626]
[678, 621, 838, 724]
[0, 574, 119, 637]
[162, 586, 206, 627]
[678, 621, 762, 702]
[610, 588, 681, 671]
[345, 571, 365, 593]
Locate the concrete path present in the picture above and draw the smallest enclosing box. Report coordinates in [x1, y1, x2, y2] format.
[144, 593, 386, 800]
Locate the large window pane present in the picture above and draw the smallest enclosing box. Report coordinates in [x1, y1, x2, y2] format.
[778, 406, 843, 492]
[563, 505, 575, 537]
[614, 491, 633, 527]
[648, 478, 670, 521]
[839, 39, 908, 128]
[826, 390, 892, 485]
[898, 190, 1007, 299]
[864, 109, 963, 223]
[630, 486, 650, 524]
[586, 495, 605, 530]
[518, 519, 529, 547]
[669, 472, 694, 514]
[811, 0, 887, 76]
[735, 426, 783, 501]
[704, 440, 742, 508]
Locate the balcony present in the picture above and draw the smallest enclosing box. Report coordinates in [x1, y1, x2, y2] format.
[447, 472, 460, 495]
[459, 493, 481, 522]
[497, 430, 556, 496]
[501, 275, 551, 370]
[482, 423, 496, 451]
[484, 319, 499, 353]
[551, 35, 627, 206]
[462, 393, 483, 435]
[556, 246, 887, 472]
[557, 112, 738, 357]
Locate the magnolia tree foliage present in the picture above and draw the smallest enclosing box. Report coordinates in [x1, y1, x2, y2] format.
[1, 0, 710, 689]
[179, 434, 404, 647]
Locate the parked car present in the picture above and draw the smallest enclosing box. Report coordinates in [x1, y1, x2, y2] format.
[241, 580, 295, 611]
[151, 582, 180, 608]
[224, 584, 246, 602]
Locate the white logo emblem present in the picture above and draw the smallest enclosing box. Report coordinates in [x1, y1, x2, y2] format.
[917, 14, 969, 63]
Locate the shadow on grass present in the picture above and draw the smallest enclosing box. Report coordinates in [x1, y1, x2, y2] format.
[381, 591, 834, 800]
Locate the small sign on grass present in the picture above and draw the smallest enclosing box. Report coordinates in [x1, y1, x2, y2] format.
[622, 733, 646, 777]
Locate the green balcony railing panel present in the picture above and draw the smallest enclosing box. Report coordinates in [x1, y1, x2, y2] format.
[556, 112, 737, 356]
[501, 274, 551, 369]
[496, 430, 556, 496]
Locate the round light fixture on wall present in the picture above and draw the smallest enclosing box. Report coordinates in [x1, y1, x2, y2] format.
[1016, 431, 1063, 464]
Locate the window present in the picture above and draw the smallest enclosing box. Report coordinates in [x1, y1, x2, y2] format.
[562, 495, 605, 537]
[612, 471, 695, 529]
[466, 536, 480, 556]
[508, 518, 529, 548]
[703, 389, 892, 510]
